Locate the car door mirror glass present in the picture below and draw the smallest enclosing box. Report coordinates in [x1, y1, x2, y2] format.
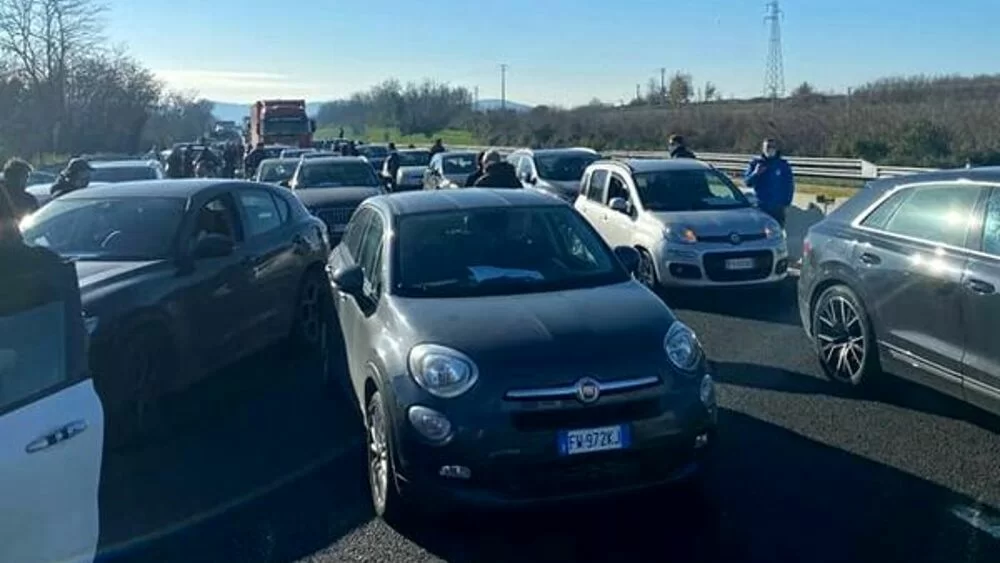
[332, 264, 365, 297]
[192, 234, 234, 259]
[609, 197, 630, 214]
[279, 179, 290, 188]
[613, 245, 641, 274]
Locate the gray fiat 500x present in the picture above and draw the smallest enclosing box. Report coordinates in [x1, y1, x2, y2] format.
[326, 188, 718, 521]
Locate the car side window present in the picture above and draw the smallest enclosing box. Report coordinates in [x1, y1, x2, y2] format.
[607, 173, 629, 202]
[237, 190, 283, 238]
[517, 157, 533, 179]
[587, 170, 609, 203]
[342, 207, 373, 261]
[980, 188, 1000, 257]
[860, 190, 909, 230]
[356, 213, 385, 297]
[580, 171, 593, 199]
[880, 185, 983, 247]
[193, 194, 242, 246]
[271, 192, 291, 224]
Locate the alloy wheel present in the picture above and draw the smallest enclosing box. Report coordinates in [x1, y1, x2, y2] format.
[298, 276, 322, 347]
[367, 396, 390, 512]
[637, 251, 657, 288]
[815, 295, 866, 383]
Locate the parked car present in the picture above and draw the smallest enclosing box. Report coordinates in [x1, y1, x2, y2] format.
[28, 159, 165, 207]
[422, 151, 478, 190]
[799, 167, 1000, 416]
[386, 148, 432, 192]
[254, 157, 300, 185]
[506, 147, 600, 202]
[575, 159, 788, 289]
[1, 241, 103, 563]
[280, 148, 315, 159]
[288, 156, 385, 244]
[326, 188, 717, 522]
[356, 144, 390, 172]
[301, 151, 339, 160]
[19, 179, 332, 446]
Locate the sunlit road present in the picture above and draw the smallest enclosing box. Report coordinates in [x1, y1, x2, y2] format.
[97, 278, 1000, 563]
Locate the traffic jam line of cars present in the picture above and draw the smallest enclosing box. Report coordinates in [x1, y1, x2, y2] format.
[5, 144, 1000, 560]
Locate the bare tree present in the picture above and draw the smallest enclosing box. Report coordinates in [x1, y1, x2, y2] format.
[704, 81, 718, 102]
[668, 72, 693, 106]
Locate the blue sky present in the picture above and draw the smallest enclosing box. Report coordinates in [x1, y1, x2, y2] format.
[105, 0, 1000, 106]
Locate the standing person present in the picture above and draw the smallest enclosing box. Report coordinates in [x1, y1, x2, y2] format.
[50, 158, 93, 199]
[181, 148, 195, 178]
[382, 143, 400, 191]
[744, 138, 795, 227]
[473, 150, 521, 188]
[166, 147, 185, 178]
[429, 138, 446, 157]
[465, 151, 487, 187]
[244, 142, 266, 178]
[668, 134, 697, 159]
[0, 158, 38, 219]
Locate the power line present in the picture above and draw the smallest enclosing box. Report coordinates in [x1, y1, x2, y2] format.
[763, 0, 785, 100]
[500, 64, 508, 110]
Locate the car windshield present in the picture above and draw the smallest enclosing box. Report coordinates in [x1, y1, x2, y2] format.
[257, 160, 297, 183]
[262, 117, 309, 136]
[20, 197, 185, 260]
[535, 153, 599, 181]
[398, 151, 431, 167]
[297, 161, 379, 188]
[90, 165, 158, 183]
[634, 169, 750, 212]
[281, 150, 311, 158]
[394, 206, 627, 297]
[358, 146, 388, 158]
[262, 147, 286, 159]
[442, 154, 476, 174]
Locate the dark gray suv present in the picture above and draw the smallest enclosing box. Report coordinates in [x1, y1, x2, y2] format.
[798, 168, 1000, 416]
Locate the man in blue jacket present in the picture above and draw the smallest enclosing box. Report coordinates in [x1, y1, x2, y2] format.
[744, 138, 795, 226]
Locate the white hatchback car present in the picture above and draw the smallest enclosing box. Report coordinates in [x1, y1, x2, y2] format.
[575, 158, 788, 289]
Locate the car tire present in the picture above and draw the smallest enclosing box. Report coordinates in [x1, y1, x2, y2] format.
[366, 391, 407, 525]
[102, 324, 173, 450]
[636, 248, 659, 290]
[290, 268, 331, 356]
[811, 284, 880, 387]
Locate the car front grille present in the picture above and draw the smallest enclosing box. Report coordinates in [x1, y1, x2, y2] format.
[702, 250, 774, 282]
[510, 398, 662, 432]
[697, 232, 767, 244]
[312, 206, 356, 237]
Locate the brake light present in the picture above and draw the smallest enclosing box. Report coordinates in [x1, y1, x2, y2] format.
[802, 238, 812, 258]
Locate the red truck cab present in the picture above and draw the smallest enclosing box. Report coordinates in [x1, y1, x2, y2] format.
[248, 99, 316, 148]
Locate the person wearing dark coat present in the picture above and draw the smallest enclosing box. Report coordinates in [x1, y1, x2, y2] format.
[668, 134, 697, 159]
[243, 142, 266, 177]
[50, 158, 94, 199]
[473, 150, 522, 188]
[465, 150, 486, 187]
[429, 138, 446, 157]
[0, 158, 37, 220]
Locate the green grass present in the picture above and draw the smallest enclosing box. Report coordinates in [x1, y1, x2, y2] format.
[314, 126, 479, 147]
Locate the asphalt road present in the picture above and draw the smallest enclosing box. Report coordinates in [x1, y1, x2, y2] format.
[95, 277, 1000, 563]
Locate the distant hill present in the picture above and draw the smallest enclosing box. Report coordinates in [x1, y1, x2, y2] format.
[210, 101, 326, 122]
[474, 99, 532, 112]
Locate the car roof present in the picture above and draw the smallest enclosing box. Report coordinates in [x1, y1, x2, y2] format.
[91, 159, 160, 168]
[259, 158, 299, 165]
[298, 156, 369, 165]
[435, 150, 478, 158]
[590, 158, 712, 174]
[375, 188, 563, 216]
[867, 166, 1000, 192]
[399, 148, 430, 154]
[518, 147, 598, 157]
[56, 179, 249, 199]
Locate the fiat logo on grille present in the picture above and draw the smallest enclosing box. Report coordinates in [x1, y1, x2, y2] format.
[729, 232, 742, 245]
[575, 377, 601, 404]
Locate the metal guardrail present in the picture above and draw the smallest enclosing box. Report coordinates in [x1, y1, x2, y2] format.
[455, 145, 936, 182]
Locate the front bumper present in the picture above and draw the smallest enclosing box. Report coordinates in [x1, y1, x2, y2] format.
[388, 377, 717, 508]
[653, 239, 789, 288]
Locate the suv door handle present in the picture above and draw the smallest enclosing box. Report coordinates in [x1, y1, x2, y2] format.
[859, 252, 881, 265]
[965, 278, 996, 295]
[26, 420, 88, 453]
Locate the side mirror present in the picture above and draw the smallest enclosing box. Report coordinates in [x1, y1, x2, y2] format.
[332, 264, 365, 297]
[192, 234, 234, 259]
[608, 197, 630, 214]
[613, 246, 641, 274]
[279, 179, 291, 188]
[309, 119, 317, 133]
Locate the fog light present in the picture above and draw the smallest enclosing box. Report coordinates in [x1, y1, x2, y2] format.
[699, 374, 716, 407]
[439, 465, 471, 480]
[694, 433, 710, 449]
[408, 406, 452, 442]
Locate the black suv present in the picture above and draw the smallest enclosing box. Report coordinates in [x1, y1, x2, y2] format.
[798, 168, 1000, 416]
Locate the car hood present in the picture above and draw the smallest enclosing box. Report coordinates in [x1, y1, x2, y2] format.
[293, 187, 382, 208]
[389, 281, 676, 378]
[648, 208, 771, 236]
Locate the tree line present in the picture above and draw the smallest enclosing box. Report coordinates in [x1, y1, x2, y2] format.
[317, 73, 1000, 168]
[0, 0, 215, 163]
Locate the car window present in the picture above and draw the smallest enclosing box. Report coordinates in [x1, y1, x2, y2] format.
[587, 170, 609, 203]
[860, 190, 909, 230]
[980, 188, 1000, 256]
[0, 293, 69, 413]
[271, 192, 291, 224]
[297, 161, 380, 188]
[342, 207, 373, 260]
[881, 185, 982, 247]
[442, 154, 476, 175]
[20, 196, 187, 260]
[398, 151, 431, 167]
[90, 165, 159, 183]
[608, 173, 629, 202]
[516, 156, 533, 178]
[238, 190, 283, 237]
[394, 206, 628, 298]
[633, 169, 750, 211]
[257, 161, 297, 183]
[357, 212, 384, 290]
[534, 154, 600, 182]
[192, 195, 242, 245]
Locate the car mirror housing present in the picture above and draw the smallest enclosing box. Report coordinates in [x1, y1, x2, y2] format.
[613, 245, 641, 274]
[609, 197, 630, 214]
[332, 264, 365, 297]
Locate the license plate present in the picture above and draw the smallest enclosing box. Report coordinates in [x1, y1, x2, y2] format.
[557, 425, 630, 456]
[724, 257, 756, 270]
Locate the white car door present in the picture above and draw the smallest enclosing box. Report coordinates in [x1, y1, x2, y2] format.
[576, 169, 609, 234]
[0, 258, 103, 563]
[600, 171, 637, 248]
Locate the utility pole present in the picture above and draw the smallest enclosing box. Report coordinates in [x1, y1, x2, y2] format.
[763, 0, 785, 103]
[659, 67, 666, 100]
[635, 83, 641, 102]
[474, 86, 479, 108]
[500, 64, 508, 110]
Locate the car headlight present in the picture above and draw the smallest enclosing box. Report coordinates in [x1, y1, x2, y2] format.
[764, 220, 785, 240]
[666, 226, 698, 244]
[407, 344, 479, 398]
[664, 321, 703, 372]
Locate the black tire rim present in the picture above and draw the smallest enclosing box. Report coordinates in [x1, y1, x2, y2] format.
[367, 397, 389, 512]
[815, 295, 866, 382]
[637, 252, 656, 288]
[298, 276, 322, 347]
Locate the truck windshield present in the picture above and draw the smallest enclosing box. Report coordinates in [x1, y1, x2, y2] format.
[262, 117, 310, 136]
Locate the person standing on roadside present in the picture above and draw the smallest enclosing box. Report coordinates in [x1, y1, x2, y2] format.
[382, 142, 400, 191]
[465, 150, 487, 187]
[244, 142, 266, 178]
[668, 134, 697, 159]
[0, 158, 37, 220]
[473, 150, 521, 188]
[744, 138, 795, 227]
[50, 158, 94, 199]
[429, 138, 446, 157]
